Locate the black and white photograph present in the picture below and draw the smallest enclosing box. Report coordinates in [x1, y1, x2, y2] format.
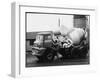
[25, 12, 90, 67]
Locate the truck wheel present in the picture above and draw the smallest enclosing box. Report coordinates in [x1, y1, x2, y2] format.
[46, 52, 54, 61]
[43, 48, 56, 62]
[71, 47, 80, 58]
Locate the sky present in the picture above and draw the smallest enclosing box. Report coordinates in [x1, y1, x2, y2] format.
[26, 13, 74, 32]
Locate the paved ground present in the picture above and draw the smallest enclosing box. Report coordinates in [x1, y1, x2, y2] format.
[26, 54, 89, 67]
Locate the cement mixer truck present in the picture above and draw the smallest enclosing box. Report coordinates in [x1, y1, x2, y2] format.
[32, 28, 89, 62]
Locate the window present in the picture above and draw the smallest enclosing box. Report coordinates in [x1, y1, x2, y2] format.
[45, 35, 51, 40]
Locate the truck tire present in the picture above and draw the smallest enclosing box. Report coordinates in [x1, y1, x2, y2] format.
[71, 47, 80, 58]
[42, 48, 56, 62]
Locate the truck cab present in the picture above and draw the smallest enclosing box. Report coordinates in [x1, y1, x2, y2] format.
[32, 32, 57, 62]
[34, 32, 53, 48]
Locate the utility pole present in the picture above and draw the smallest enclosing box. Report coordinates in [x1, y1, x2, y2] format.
[58, 18, 60, 27]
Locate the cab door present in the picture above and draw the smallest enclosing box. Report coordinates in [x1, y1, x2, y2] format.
[43, 35, 52, 47]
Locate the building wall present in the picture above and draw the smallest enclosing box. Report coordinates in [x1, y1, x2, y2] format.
[74, 15, 87, 29]
[26, 40, 32, 52]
